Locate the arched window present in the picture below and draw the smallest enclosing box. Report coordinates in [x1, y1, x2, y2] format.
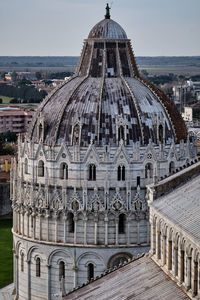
[118, 126, 124, 141]
[117, 165, 125, 181]
[88, 164, 96, 181]
[158, 124, 163, 142]
[119, 214, 126, 234]
[88, 263, 94, 281]
[38, 160, 44, 177]
[36, 257, 41, 277]
[24, 158, 28, 174]
[60, 163, 68, 179]
[59, 261, 65, 281]
[145, 163, 153, 178]
[68, 212, 74, 233]
[169, 161, 175, 174]
[137, 176, 140, 187]
[21, 253, 24, 272]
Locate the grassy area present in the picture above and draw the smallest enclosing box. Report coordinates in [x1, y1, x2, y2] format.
[0, 219, 13, 288]
[0, 95, 13, 104]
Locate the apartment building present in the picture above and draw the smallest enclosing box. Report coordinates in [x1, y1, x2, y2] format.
[0, 107, 34, 134]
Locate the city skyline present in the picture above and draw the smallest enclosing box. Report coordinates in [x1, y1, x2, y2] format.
[0, 0, 200, 56]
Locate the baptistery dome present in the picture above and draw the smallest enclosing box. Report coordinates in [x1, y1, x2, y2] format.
[28, 10, 186, 147]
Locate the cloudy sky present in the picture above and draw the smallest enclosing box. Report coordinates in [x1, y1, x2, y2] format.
[0, 0, 200, 56]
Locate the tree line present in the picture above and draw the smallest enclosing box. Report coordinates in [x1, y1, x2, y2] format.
[0, 83, 47, 103]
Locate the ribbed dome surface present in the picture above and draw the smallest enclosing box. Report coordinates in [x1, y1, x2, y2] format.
[27, 16, 187, 146]
[88, 19, 127, 39]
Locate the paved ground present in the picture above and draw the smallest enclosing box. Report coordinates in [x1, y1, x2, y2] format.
[0, 284, 13, 300]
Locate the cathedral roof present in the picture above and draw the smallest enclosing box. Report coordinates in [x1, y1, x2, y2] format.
[27, 8, 187, 146]
[151, 164, 200, 245]
[64, 255, 189, 300]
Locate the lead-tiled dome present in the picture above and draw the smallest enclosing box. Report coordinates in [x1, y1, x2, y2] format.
[28, 12, 187, 146]
[88, 19, 128, 39]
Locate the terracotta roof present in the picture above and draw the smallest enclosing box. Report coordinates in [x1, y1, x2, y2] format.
[64, 255, 189, 300]
[0, 110, 33, 115]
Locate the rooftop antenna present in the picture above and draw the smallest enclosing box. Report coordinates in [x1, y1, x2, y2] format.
[105, 3, 111, 19]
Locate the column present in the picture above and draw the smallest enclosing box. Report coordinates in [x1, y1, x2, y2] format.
[73, 265, 78, 288]
[83, 216, 87, 245]
[136, 217, 140, 245]
[22, 212, 25, 237]
[39, 214, 42, 240]
[156, 230, 161, 260]
[192, 261, 198, 297]
[74, 215, 78, 244]
[94, 214, 98, 245]
[46, 214, 50, 242]
[14, 210, 17, 233]
[186, 256, 191, 290]
[33, 214, 36, 239]
[18, 212, 21, 234]
[174, 246, 178, 277]
[64, 215, 67, 243]
[104, 215, 108, 246]
[115, 217, 119, 245]
[151, 223, 156, 255]
[180, 250, 185, 283]
[26, 212, 29, 238]
[15, 254, 19, 298]
[27, 259, 31, 300]
[127, 216, 130, 246]
[162, 235, 166, 266]
[55, 215, 58, 243]
[146, 220, 150, 245]
[47, 264, 51, 299]
[12, 251, 17, 297]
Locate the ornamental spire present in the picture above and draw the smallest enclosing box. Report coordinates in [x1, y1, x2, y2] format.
[105, 3, 111, 19]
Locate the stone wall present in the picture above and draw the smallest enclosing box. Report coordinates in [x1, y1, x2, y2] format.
[0, 183, 12, 216]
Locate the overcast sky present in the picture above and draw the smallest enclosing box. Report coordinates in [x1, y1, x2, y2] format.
[0, 0, 200, 56]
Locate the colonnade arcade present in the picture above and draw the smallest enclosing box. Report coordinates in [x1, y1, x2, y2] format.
[13, 206, 149, 247]
[151, 215, 200, 298]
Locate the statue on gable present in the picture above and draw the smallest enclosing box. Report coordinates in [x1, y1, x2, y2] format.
[92, 200, 99, 212]
[72, 200, 79, 211]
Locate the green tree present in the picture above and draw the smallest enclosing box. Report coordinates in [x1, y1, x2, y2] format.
[0, 134, 5, 155]
[11, 71, 17, 82]
[3, 131, 17, 143]
[3, 144, 15, 155]
[35, 72, 42, 80]
[10, 98, 19, 104]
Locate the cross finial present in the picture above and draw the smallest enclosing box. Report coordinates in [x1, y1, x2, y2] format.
[105, 3, 111, 19]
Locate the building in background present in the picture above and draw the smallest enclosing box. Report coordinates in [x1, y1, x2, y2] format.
[0, 107, 34, 134]
[5, 72, 36, 81]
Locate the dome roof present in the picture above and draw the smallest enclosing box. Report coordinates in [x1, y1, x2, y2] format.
[88, 19, 128, 40]
[27, 12, 187, 147]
